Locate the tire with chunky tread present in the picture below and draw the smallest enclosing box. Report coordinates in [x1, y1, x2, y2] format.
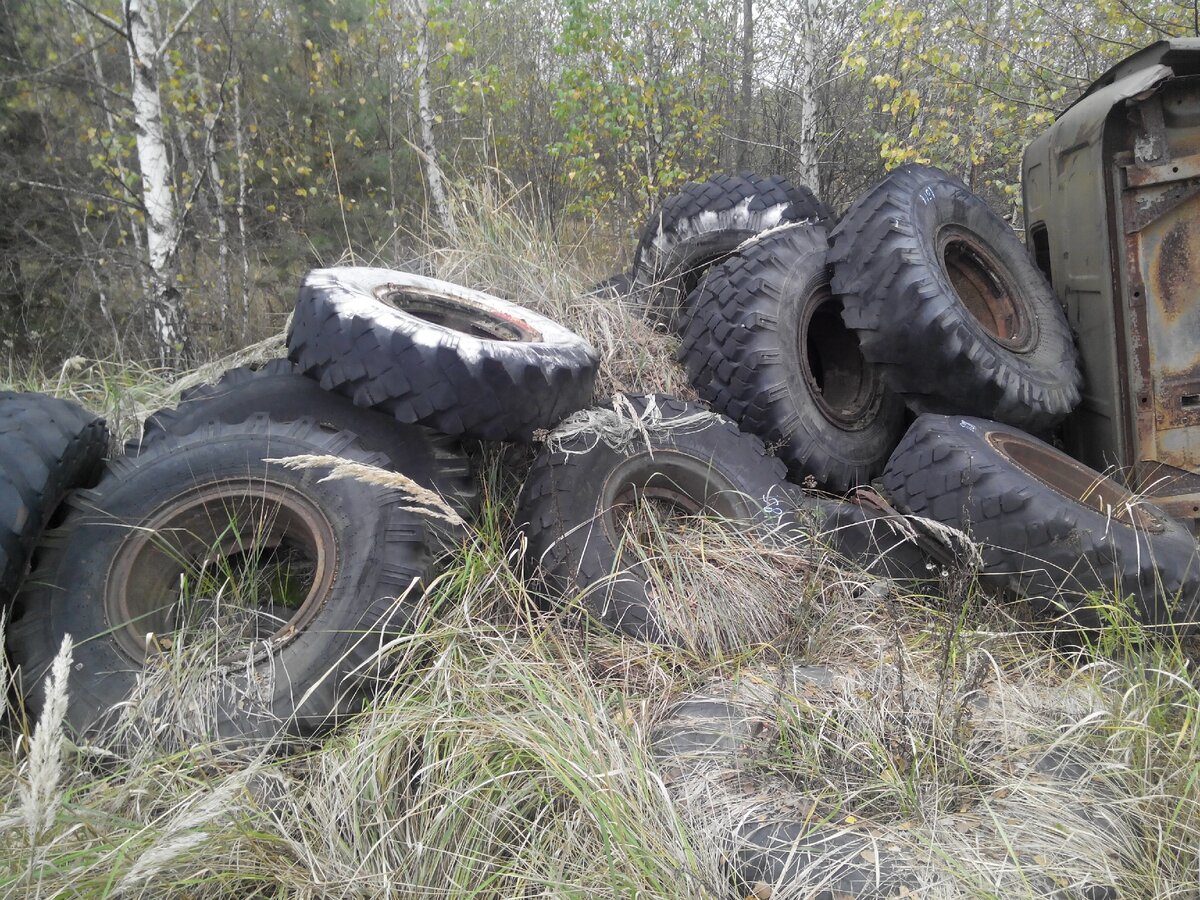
[679, 223, 905, 492]
[829, 164, 1081, 431]
[0, 392, 108, 606]
[518, 394, 796, 642]
[130, 359, 478, 520]
[8, 415, 447, 743]
[287, 267, 598, 442]
[882, 414, 1200, 631]
[631, 173, 833, 331]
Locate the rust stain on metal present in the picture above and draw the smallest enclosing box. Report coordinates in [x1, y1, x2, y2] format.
[1147, 219, 1200, 323]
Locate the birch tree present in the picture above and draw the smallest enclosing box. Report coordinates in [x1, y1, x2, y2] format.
[124, 0, 199, 368]
[397, 0, 456, 237]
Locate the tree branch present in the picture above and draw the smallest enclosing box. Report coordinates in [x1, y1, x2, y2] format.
[65, 0, 126, 39]
[155, 0, 206, 59]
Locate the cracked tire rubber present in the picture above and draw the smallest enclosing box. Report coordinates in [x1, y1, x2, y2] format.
[882, 414, 1200, 632]
[630, 173, 833, 331]
[8, 415, 447, 743]
[518, 394, 796, 642]
[829, 164, 1081, 432]
[129, 359, 479, 520]
[679, 223, 905, 492]
[287, 267, 599, 442]
[0, 392, 108, 607]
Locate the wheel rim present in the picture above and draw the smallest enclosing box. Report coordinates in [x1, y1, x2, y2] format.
[104, 480, 337, 662]
[600, 450, 752, 548]
[801, 288, 880, 429]
[986, 430, 1164, 532]
[376, 284, 541, 342]
[938, 226, 1036, 352]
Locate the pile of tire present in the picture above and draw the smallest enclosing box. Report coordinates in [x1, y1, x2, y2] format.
[2, 269, 604, 744]
[597, 165, 1200, 638]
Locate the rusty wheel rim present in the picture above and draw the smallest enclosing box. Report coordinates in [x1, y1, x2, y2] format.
[801, 288, 879, 429]
[602, 451, 749, 548]
[104, 480, 337, 662]
[938, 226, 1035, 352]
[376, 284, 541, 342]
[986, 430, 1164, 532]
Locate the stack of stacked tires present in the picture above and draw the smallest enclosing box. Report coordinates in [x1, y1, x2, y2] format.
[608, 164, 1200, 639]
[1, 269, 603, 744]
[590, 167, 1200, 899]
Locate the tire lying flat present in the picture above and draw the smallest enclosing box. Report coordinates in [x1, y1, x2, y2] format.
[882, 414, 1200, 632]
[287, 268, 599, 442]
[678, 223, 905, 492]
[0, 392, 108, 606]
[130, 359, 478, 520]
[630, 173, 833, 332]
[8, 415, 449, 743]
[518, 394, 795, 643]
[829, 164, 1081, 432]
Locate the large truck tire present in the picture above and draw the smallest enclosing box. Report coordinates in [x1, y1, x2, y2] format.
[130, 359, 478, 520]
[0, 392, 108, 606]
[678, 223, 905, 492]
[829, 164, 1081, 432]
[8, 415, 448, 743]
[518, 394, 796, 643]
[287, 268, 599, 442]
[630, 173, 833, 332]
[881, 414, 1200, 632]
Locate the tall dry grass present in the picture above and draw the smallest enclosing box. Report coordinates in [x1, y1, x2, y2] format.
[1, 179, 1198, 898]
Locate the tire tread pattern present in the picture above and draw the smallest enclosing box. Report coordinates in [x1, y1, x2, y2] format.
[287, 270, 598, 442]
[631, 173, 834, 330]
[0, 392, 108, 605]
[882, 414, 1200, 631]
[829, 164, 1081, 431]
[678, 224, 904, 491]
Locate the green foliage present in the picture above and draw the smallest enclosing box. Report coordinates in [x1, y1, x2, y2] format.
[549, 0, 725, 215]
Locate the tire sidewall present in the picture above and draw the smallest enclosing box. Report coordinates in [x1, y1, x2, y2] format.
[526, 399, 792, 641]
[29, 424, 430, 739]
[305, 267, 591, 365]
[771, 231, 904, 472]
[908, 176, 1067, 387]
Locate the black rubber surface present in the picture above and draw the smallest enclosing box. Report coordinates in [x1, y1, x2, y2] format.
[679, 223, 905, 492]
[287, 267, 598, 442]
[0, 391, 108, 607]
[829, 164, 1081, 432]
[882, 414, 1200, 632]
[584, 271, 633, 300]
[802, 495, 933, 583]
[651, 684, 917, 898]
[630, 173, 833, 331]
[518, 394, 796, 642]
[130, 359, 479, 520]
[8, 415, 447, 743]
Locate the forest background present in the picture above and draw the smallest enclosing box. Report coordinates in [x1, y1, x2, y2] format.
[0, 0, 1192, 370]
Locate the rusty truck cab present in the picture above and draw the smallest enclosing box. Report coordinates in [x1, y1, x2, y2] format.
[1024, 39, 1200, 532]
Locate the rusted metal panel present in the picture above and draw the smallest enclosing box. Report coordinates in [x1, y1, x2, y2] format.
[1025, 42, 1200, 532]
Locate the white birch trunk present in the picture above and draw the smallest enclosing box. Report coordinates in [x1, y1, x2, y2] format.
[794, 0, 820, 192]
[233, 72, 251, 341]
[191, 45, 232, 333]
[125, 0, 190, 367]
[404, 0, 456, 237]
